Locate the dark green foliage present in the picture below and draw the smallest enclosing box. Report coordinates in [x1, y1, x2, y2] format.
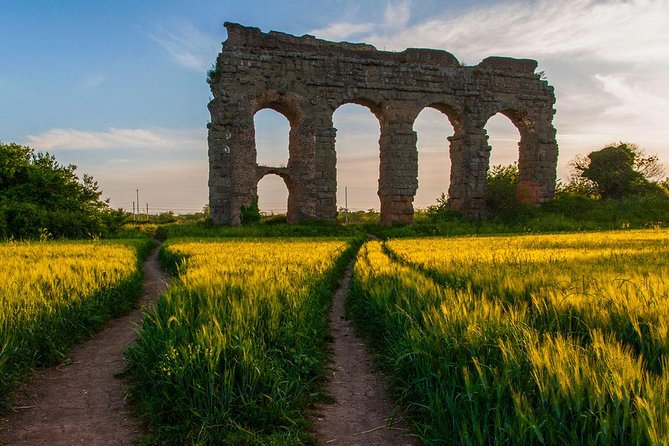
[424, 193, 465, 223]
[386, 144, 669, 238]
[154, 219, 361, 240]
[572, 142, 665, 199]
[262, 214, 288, 225]
[241, 195, 262, 224]
[0, 141, 122, 239]
[371, 195, 669, 239]
[485, 163, 538, 223]
[206, 63, 221, 85]
[555, 177, 598, 199]
[336, 209, 381, 224]
[125, 239, 362, 444]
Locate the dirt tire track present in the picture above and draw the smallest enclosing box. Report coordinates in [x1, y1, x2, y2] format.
[0, 245, 168, 446]
[313, 257, 416, 446]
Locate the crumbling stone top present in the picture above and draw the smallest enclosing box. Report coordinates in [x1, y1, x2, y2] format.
[223, 22, 538, 74]
[223, 22, 461, 68]
[478, 56, 538, 74]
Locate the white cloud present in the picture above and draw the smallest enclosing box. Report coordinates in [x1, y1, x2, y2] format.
[313, 0, 669, 68]
[107, 158, 134, 165]
[383, 0, 411, 30]
[594, 73, 669, 121]
[309, 0, 412, 41]
[25, 127, 205, 151]
[149, 22, 220, 71]
[308, 22, 375, 41]
[355, 0, 669, 65]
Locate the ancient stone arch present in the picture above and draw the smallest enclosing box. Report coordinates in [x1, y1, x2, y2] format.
[207, 23, 559, 225]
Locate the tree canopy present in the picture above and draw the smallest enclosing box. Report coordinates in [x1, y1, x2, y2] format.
[0, 141, 123, 239]
[570, 142, 665, 199]
[473, 142, 669, 225]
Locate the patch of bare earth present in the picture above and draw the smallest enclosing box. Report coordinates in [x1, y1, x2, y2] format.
[0, 246, 168, 446]
[313, 258, 416, 446]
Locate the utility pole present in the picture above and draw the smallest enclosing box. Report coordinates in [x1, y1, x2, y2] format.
[345, 186, 348, 223]
[146, 203, 149, 221]
[136, 189, 140, 219]
[132, 201, 136, 221]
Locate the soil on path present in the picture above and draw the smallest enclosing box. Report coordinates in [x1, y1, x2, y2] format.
[0, 246, 169, 446]
[313, 257, 416, 446]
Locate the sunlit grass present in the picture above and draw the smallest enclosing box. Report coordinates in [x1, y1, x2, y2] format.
[0, 239, 150, 408]
[125, 238, 356, 445]
[349, 230, 669, 444]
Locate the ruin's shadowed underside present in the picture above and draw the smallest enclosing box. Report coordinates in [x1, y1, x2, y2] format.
[208, 23, 558, 225]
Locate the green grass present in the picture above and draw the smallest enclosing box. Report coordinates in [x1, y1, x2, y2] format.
[0, 237, 153, 410]
[153, 220, 362, 240]
[348, 232, 669, 445]
[125, 238, 362, 445]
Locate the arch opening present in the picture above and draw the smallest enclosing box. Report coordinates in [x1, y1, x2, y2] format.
[484, 112, 523, 172]
[257, 173, 289, 216]
[333, 103, 382, 218]
[254, 108, 290, 167]
[341, 98, 385, 125]
[483, 110, 540, 211]
[413, 105, 457, 209]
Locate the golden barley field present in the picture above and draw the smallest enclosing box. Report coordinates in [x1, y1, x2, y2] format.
[0, 240, 149, 408]
[125, 238, 355, 444]
[350, 229, 669, 445]
[7, 230, 669, 445]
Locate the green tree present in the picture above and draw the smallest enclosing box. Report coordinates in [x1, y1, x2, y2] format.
[240, 195, 261, 224]
[571, 142, 665, 199]
[486, 163, 526, 221]
[0, 141, 121, 239]
[0, 142, 31, 188]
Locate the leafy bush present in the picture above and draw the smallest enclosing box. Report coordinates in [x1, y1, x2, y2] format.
[337, 208, 381, 224]
[571, 142, 665, 199]
[240, 195, 261, 224]
[0, 141, 123, 239]
[424, 193, 465, 223]
[485, 163, 537, 223]
[154, 219, 360, 240]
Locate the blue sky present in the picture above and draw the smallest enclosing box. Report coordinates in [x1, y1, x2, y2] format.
[2, 0, 668, 214]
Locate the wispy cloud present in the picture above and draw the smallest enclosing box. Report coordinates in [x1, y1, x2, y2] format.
[308, 22, 375, 41]
[149, 22, 220, 71]
[346, 0, 669, 65]
[594, 73, 669, 120]
[25, 127, 205, 151]
[382, 0, 411, 30]
[81, 74, 105, 92]
[584, 72, 669, 145]
[309, 0, 411, 41]
[312, 0, 669, 67]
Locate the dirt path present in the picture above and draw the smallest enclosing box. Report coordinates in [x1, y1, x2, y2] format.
[0, 246, 168, 446]
[313, 258, 416, 446]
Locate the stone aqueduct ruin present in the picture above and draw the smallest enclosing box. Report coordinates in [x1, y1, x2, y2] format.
[207, 23, 559, 225]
